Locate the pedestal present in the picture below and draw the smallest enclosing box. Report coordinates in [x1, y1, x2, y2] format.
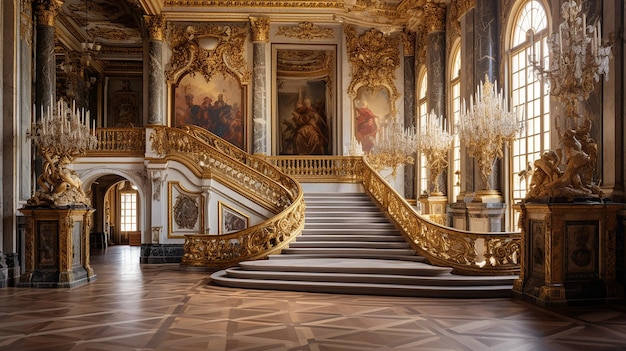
[450, 202, 468, 230]
[18, 206, 96, 288]
[513, 202, 623, 306]
[466, 202, 506, 232]
[427, 195, 448, 225]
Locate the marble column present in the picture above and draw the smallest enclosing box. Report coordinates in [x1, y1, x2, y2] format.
[34, 0, 62, 116]
[250, 17, 269, 154]
[144, 15, 166, 126]
[600, 0, 625, 201]
[424, 2, 447, 195]
[459, 1, 475, 195]
[402, 31, 416, 199]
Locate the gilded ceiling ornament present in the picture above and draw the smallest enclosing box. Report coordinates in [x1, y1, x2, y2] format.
[173, 194, 199, 229]
[423, 2, 446, 33]
[164, 0, 343, 9]
[165, 23, 251, 85]
[35, 0, 63, 27]
[345, 25, 400, 102]
[144, 15, 166, 41]
[401, 29, 415, 56]
[276, 21, 334, 40]
[249, 17, 270, 42]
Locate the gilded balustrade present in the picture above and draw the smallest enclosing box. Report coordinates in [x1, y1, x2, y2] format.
[148, 126, 305, 270]
[269, 155, 520, 276]
[84, 128, 146, 157]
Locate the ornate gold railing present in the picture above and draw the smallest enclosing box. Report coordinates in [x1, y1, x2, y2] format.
[149, 126, 306, 270]
[266, 155, 520, 276]
[85, 128, 146, 157]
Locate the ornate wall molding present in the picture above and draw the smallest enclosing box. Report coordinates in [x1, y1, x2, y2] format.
[35, 0, 63, 27]
[401, 29, 415, 56]
[165, 23, 251, 85]
[424, 2, 446, 33]
[249, 17, 270, 43]
[345, 25, 400, 104]
[276, 21, 334, 40]
[144, 15, 166, 41]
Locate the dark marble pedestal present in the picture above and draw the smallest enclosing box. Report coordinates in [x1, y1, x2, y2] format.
[513, 202, 623, 306]
[18, 206, 96, 288]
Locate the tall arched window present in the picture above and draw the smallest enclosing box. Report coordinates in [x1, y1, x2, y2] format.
[417, 68, 428, 197]
[448, 44, 461, 202]
[509, 0, 550, 206]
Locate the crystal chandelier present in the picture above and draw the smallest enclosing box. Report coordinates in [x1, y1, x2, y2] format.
[363, 116, 418, 178]
[531, 0, 611, 124]
[458, 75, 523, 192]
[418, 111, 454, 195]
[27, 98, 98, 207]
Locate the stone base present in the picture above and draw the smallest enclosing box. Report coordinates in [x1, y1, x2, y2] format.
[466, 202, 506, 232]
[450, 202, 468, 230]
[18, 266, 96, 288]
[513, 202, 623, 306]
[140, 244, 184, 264]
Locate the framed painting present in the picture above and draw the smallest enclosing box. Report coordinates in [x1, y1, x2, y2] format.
[353, 86, 392, 153]
[273, 44, 336, 155]
[107, 78, 142, 127]
[173, 72, 246, 150]
[168, 182, 205, 238]
[218, 201, 249, 234]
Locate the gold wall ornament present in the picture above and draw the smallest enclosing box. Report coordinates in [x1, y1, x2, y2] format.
[35, 0, 63, 27]
[27, 98, 97, 207]
[401, 29, 415, 56]
[144, 15, 166, 41]
[423, 1, 446, 33]
[345, 25, 400, 103]
[454, 0, 476, 18]
[276, 21, 335, 40]
[164, 0, 343, 9]
[165, 23, 251, 85]
[249, 17, 270, 43]
[458, 75, 523, 192]
[415, 24, 427, 66]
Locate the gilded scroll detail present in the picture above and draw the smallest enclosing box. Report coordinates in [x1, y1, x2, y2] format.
[345, 25, 400, 103]
[165, 23, 251, 85]
[276, 22, 334, 40]
[250, 17, 270, 42]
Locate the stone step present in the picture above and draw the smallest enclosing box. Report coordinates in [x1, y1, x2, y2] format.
[281, 247, 418, 256]
[267, 254, 427, 262]
[288, 241, 411, 249]
[296, 234, 407, 242]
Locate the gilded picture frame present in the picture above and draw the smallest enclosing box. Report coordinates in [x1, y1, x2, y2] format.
[273, 44, 336, 155]
[218, 201, 249, 235]
[172, 72, 247, 150]
[168, 182, 205, 238]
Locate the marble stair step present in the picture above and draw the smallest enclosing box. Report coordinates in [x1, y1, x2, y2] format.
[281, 247, 418, 256]
[210, 271, 515, 298]
[304, 217, 391, 223]
[303, 222, 397, 230]
[288, 241, 411, 249]
[301, 228, 401, 235]
[296, 234, 407, 242]
[267, 254, 426, 262]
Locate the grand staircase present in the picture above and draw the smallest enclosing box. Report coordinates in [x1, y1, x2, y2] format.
[210, 192, 517, 298]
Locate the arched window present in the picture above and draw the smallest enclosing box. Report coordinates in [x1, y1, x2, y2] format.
[509, 0, 550, 206]
[448, 43, 461, 202]
[417, 67, 428, 197]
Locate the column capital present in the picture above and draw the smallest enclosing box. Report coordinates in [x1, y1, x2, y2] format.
[456, 0, 476, 17]
[423, 2, 446, 33]
[401, 29, 416, 56]
[144, 15, 166, 41]
[35, 0, 63, 27]
[250, 17, 270, 43]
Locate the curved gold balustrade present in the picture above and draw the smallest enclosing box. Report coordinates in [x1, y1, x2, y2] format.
[266, 155, 520, 276]
[149, 126, 306, 270]
[84, 128, 146, 157]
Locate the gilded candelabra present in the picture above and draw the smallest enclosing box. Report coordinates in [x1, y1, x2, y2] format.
[458, 75, 522, 193]
[28, 98, 97, 207]
[418, 111, 453, 195]
[362, 116, 418, 178]
[525, 0, 609, 201]
[531, 0, 611, 124]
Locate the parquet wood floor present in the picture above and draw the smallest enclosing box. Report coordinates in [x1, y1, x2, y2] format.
[1, 246, 625, 350]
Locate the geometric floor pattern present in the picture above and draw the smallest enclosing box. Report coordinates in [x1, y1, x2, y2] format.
[1, 246, 625, 351]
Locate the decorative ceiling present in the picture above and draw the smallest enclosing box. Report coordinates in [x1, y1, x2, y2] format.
[54, 0, 447, 75]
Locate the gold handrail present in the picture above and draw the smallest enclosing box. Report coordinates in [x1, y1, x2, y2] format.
[266, 155, 520, 276]
[84, 128, 146, 157]
[147, 126, 306, 270]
